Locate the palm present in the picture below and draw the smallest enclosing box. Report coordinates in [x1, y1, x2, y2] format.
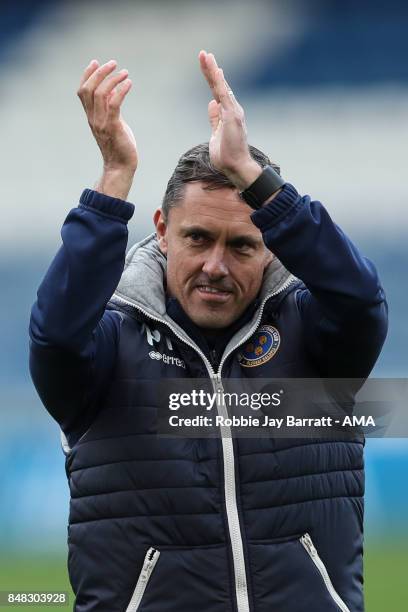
[207, 100, 248, 175]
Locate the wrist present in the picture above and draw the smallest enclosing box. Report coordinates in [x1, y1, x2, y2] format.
[95, 166, 135, 200]
[225, 159, 263, 191]
[240, 165, 286, 210]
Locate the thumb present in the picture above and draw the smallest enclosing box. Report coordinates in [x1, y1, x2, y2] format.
[208, 99, 221, 133]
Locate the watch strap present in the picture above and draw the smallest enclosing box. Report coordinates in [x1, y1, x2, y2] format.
[240, 165, 285, 210]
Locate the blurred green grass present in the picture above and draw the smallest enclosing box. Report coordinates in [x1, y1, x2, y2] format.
[364, 541, 408, 610]
[0, 555, 73, 611]
[0, 541, 406, 611]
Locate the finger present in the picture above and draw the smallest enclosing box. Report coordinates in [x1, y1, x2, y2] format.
[94, 69, 129, 122]
[208, 99, 221, 134]
[78, 59, 99, 89]
[204, 53, 241, 108]
[220, 71, 235, 100]
[198, 49, 207, 69]
[200, 52, 241, 117]
[206, 55, 237, 112]
[199, 51, 220, 102]
[213, 68, 235, 111]
[107, 79, 132, 119]
[78, 59, 117, 108]
[199, 50, 213, 85]
[220, 71, 244, 115]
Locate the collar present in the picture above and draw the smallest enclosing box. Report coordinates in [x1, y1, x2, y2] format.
[166, 296, 260, 367]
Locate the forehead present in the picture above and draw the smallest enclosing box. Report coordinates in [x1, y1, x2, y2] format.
[169, 182, 258, 234]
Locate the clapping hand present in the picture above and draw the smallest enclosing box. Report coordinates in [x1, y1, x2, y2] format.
[77, 59, 138, 199]
[199, 50, 262, 191]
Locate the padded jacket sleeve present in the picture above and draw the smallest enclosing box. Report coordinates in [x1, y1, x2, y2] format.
[251, 184, 388, 378]
[29, 189, 134, 446]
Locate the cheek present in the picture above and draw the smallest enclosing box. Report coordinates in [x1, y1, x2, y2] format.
[233, 260, 266, 297]
[167, 246, 201, 287]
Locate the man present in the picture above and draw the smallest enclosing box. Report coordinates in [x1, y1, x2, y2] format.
[29, 51, 387, 611]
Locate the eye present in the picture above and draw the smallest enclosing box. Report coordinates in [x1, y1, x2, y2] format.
[233, 240, 253, 253]
[187, 231, 207, 245]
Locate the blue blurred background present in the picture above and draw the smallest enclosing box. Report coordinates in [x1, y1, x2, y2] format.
[0, 0, 407, 608]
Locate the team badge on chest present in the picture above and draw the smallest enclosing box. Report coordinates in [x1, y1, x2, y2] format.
[237, 325, 280, 368]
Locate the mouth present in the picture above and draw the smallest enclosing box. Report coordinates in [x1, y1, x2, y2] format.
[194, 284, 233, 304]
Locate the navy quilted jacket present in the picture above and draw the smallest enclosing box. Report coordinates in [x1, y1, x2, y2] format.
[29, 184, 387, 611]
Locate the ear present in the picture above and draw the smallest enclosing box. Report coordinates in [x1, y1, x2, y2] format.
[153, 208, 168, 255]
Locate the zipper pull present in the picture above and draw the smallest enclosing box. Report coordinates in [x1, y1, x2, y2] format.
[301, 533, 317, 556]
[141, 547, 159, 578]
[214, 373, 223, 392]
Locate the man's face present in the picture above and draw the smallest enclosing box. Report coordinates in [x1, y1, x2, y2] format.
[154, 182, 273, 329]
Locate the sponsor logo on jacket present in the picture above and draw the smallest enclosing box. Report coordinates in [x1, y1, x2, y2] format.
[149, 350, 186, 368]
[143, 323, 186, 369]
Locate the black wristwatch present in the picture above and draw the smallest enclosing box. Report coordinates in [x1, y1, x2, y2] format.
[240, 165, 285, 210]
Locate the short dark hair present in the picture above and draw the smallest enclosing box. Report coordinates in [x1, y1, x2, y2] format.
[161, 142, 280, 220]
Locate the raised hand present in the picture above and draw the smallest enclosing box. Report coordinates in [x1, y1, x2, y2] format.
[77, 59, 137, 199]
[199, 50, 262, 191]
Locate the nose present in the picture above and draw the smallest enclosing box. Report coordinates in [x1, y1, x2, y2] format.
[202, 246, 229, 280]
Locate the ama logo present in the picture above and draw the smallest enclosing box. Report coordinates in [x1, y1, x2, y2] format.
[238, 325, 280, 368]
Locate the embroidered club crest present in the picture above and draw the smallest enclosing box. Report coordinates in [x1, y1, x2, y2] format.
[237, 325, 280, 368]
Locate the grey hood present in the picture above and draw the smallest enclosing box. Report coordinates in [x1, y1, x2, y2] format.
[111, 233, 295, 363]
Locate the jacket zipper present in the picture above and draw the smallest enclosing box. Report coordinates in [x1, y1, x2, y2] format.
[114, 275, 295, 612]
[208, 275, 295, 612]
[300, 533, 351, 612]
[211, 373, 250, 612]
[125, 547, 160, 612]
